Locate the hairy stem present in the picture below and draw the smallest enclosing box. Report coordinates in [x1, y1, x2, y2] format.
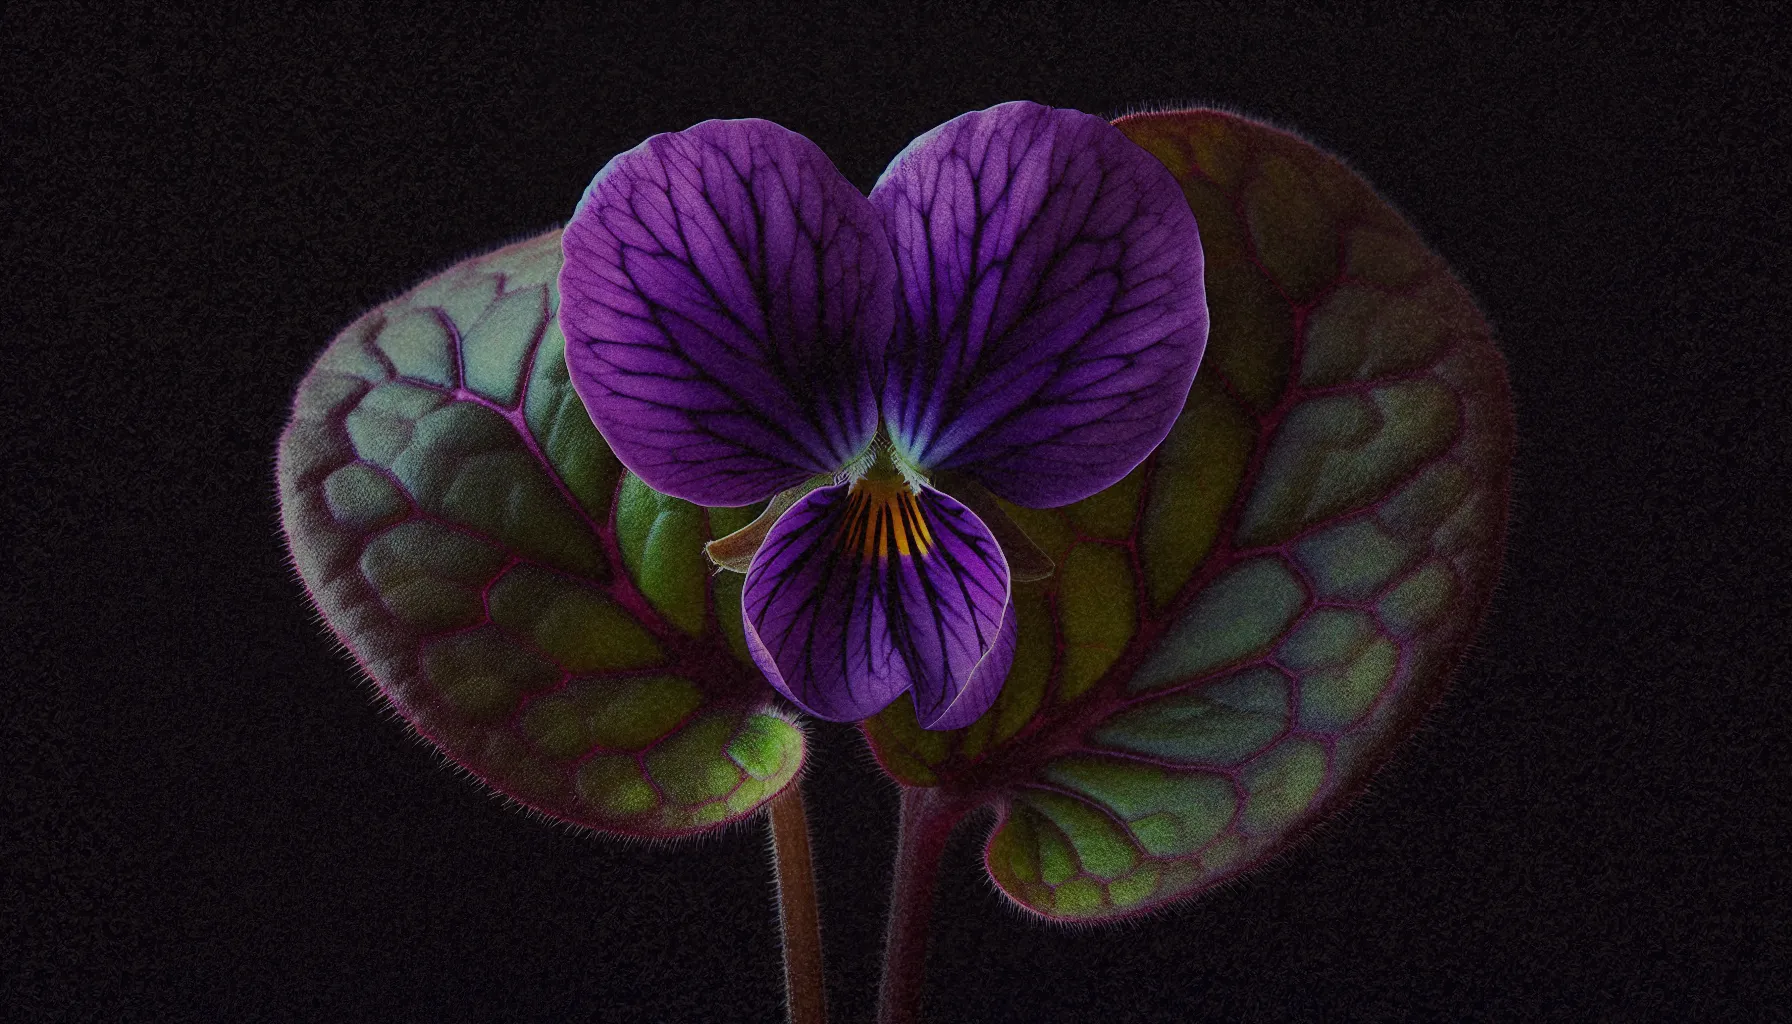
[876, 786, 966, 1024]
[769, 782, 828, 1024]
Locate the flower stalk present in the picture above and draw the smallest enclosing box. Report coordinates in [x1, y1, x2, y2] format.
[876, 786, 968, 1024]
[769, 782, 828, 1024]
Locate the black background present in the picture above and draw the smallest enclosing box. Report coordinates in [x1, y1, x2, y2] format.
[7, 4, 1787, 1022]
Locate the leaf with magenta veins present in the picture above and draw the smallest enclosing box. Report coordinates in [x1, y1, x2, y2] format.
[859, 108, 1515, 922]
[279, 103, 1511, 935]
[277, 231, 803, 839]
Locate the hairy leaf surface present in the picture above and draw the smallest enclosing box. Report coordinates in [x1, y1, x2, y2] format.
[859, 109, 1514, 920]
[278, 233, 799, 838]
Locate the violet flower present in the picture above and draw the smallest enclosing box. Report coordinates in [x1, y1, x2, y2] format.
[559, 101, 1207, 730]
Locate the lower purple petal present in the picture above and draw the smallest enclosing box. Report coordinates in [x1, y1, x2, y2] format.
[917, 603, 1016, 730]
[742, 481, 1012, 724]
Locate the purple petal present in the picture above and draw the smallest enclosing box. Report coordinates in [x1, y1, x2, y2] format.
[919, 603, 1016, 731]
[870, 101, 1209, 508]
[560, 119, 895, 506]
[742, 480, 1012, 724]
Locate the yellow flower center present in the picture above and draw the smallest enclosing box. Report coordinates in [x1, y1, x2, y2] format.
[844, 471, 933, 559]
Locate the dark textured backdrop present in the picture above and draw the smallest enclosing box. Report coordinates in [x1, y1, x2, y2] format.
[7, 4, 1786, 1021]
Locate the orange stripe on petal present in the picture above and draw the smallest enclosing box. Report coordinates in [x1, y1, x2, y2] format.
[846, 477, 934, 560]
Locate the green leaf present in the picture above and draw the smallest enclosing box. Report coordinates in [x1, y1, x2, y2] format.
[860, 109, 1515, 920]
[278, 232, 802, 839]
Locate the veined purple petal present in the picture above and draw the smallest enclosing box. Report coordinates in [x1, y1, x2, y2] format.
[870, 101, 1208, 508]
[919, 603, 1017, 730]
[742, 480, 1013, 726]
[560, 119, 895, 506]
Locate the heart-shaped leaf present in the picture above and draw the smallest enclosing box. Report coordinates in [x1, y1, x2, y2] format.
[860, 109, 1515, 920]
[278, 231, 803, 838]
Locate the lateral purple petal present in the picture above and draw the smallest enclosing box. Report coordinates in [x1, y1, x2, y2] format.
[559, 119, 895, 506]
[870, 101, 1209, 508]
[742, 481, 1012, 724]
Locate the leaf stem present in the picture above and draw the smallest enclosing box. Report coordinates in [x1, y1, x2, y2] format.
[876, 786, 966, 1024]
[769, 781, 828, 1024]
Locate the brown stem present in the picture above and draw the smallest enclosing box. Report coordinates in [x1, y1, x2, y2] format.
[769, 781, 828, 1024]
[876, 786, 966, 1024]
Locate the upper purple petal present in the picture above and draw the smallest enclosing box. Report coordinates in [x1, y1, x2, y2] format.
[869, 101, 1209, 508]
[559, 119, 895, 506]
[742, 480, 1012, 725]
